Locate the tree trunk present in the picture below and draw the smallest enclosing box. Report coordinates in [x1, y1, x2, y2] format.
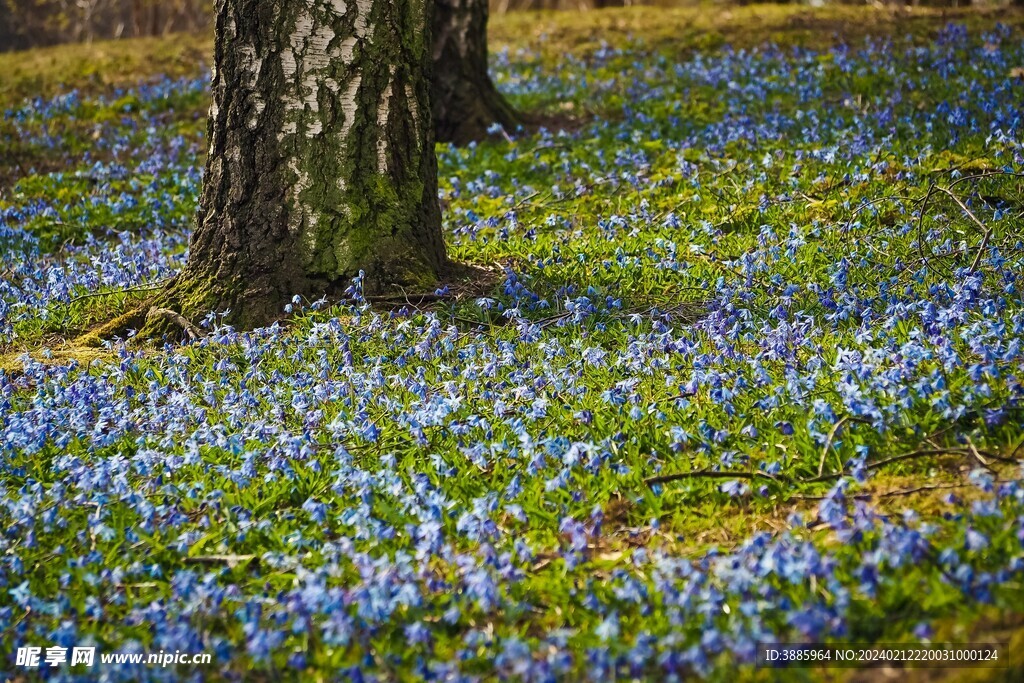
[150, 2, 160, 36]
[432, 0, 518, 145]
[150, 0, 446, 332]
[131, 0, 142, 36]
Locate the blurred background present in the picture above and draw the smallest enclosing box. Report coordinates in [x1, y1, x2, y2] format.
[0, 0, 1019, 52]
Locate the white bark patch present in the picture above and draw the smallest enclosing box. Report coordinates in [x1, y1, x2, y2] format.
[338, 74, 361, 146]
[281, 48, 297, 83]
[338, 36, 357, 63]
[250, 99, 267, 131]
[283, 10, 312, 113]
[280, 5, 343, 140]
[299, 216, 321, 262]
[288, 158, 317, 239]
[354, 0, 371, 36]
[302, 23, 335, 109]
[239, 45, 265, 130]
[273, 0, 381, 242]
[207, 100, 221, 158]
[239, 46, 261, 84]
[376, 66, 395, 173]
[333, 0, 367, 109]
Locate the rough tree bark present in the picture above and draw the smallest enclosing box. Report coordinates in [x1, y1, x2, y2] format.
[432, 0, 518, 145]
[148, 0, 446, 332]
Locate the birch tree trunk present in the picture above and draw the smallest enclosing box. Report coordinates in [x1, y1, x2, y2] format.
[151, 0, 446, 331]
[432, 0, 518, 145]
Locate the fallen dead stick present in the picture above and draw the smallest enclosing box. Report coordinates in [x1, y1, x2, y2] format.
[790, 482, 972, 502]
[646, 449, 964, 489]
[801, 447, 993, 484]
[644, 470, 785, 487]
[650, 445, 1022, 489]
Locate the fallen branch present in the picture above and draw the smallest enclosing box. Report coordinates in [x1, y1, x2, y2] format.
[802, 443, 1024, 484]
[791, 482, 973, 502]
[644, 469, 784, 487]
[876, 482, 973, 499]
[648, 438, 1022, 490]
[946, 169, 1024, 192]
[648, 449, 966, 489]
[803, 447, 970, 484]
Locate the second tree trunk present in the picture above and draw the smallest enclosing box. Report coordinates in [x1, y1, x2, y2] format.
[432, 0, 518, 145]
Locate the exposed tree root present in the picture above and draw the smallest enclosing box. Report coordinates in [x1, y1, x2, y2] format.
[147, 307, 202, 341]
[74, 260, 504, 347]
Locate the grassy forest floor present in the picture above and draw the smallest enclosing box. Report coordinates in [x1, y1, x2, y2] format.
[2, 4, 1024, 681]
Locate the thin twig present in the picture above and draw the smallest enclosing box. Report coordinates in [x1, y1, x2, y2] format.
[929, 186, 992, 273]
[365, 292, 448, 305]
[946, 169, 1024, 192]
[916, 183, 937, 273]
[816, 415, 870, 478]
[655, 391, 697, 405]
[841, 192, 910, 234]
[0, 607, 31, 639]
[65, 279, 169, 307]
[964, 436, 995, 473]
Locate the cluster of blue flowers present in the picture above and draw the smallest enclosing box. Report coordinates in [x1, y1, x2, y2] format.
[1, 21, 1023, 681]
